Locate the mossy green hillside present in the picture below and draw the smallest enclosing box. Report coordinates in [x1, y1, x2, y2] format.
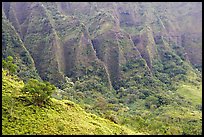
[2, 69, 139, 135]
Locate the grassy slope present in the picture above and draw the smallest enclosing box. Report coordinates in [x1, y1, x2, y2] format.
[176, 70, 202, 107]
[2, 69, 139, 135]
[177, 83, 202, 107]
[146, 71, 202, 135]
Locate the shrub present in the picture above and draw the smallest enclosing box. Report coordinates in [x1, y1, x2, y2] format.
[22, 79, 56, 106]
[139, 89, 152, 99]
[2, 56, 18, 75]
[105, 111, 119, 124]
[95, 96, 107, 111]
[145, 96, 158, 109]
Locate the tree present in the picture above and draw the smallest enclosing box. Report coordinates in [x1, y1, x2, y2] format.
[104, 110, 119, 124]
[22, 79, 56, 106]
[2, 56, 18, 74]
[95, 96, 107, 111]
[145, 95, 158, 109]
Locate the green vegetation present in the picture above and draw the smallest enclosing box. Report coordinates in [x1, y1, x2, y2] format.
[2, 2, 202, 135]
[57, 56, 202, 135]
[22, 79, 56, 106]
[2, 69, 138, 135]
[2, 56, 18, 74]
[2, 16, 40, 81]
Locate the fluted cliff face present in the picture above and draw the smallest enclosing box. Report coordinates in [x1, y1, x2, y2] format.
[2, 2, 202, 135]
[2, 2, 202, 88]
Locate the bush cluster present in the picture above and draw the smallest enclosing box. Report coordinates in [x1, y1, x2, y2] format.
[22, 79, 56, 106]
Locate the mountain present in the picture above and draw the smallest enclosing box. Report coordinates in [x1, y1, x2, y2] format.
[2, 2, 202, 135]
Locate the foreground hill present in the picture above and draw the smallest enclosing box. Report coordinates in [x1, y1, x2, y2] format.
[2, 69, 139, 135]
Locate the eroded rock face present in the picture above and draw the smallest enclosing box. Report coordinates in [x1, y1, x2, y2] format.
[2, 2, 202, 88]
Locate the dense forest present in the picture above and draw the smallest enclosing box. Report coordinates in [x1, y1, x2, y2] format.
[2, 2, 202, 135]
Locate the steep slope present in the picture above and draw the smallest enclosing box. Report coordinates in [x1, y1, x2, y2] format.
[2, 69, 140, 135]
[2, 11, 40, 81]
[2, 2, 202, 135]
[2, 2, 202, 88]
[3, 2, 113, 89]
